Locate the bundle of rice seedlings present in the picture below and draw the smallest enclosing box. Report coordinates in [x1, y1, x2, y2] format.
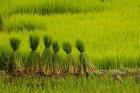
[62, 41, 75, 74]
[27, 35, 40, 74]
[42, 35, 52, 75]
[9, 38, 23, 75]
[52, 41, 62, 75]
[76, 40, 95, 76]
[75, 40, 85, 75]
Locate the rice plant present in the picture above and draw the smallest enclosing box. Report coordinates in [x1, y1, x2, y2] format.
[42, 35, 52, 75]
[52, 41, 62, 75]
[27, 35, 40, 74]
[62, 41, 76, 74]
[8, 38, 23, 75]
[76, 40, 86, 75]
[76, 40, 95, 76]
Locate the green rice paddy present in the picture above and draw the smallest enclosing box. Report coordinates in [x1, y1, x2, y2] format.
[0, 0, 140, 92]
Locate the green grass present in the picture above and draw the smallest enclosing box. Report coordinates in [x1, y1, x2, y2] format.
[0, 76, 139, 93]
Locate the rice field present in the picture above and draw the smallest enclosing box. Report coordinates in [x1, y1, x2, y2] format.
[1, 12, 140, 69]
[0, 0, 140, 92]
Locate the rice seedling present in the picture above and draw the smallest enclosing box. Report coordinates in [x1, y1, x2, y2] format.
[62, 41, 76, 74]
[26, 35, 40, 74]
[76, 40, 95, 76]
[76, 40, 87, 76]
[8, 37, 23, 75]
[42, 35, 53, 75]
[52, 41, 62, 75]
